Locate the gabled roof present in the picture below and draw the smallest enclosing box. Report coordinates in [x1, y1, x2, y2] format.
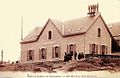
[50, 19, 63, 34]
[63, 13, 100, 36]
[108, 22, 120, 37]
[21, 12, 110, 44]
[21, 26, 44, 43]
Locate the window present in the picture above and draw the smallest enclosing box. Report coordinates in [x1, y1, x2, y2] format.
[100, 45, 108, 55]
[67, 44, 76, 56]
[39, 48, 47, 59]
[55, 46, 59, 58]
[98, 28, 101, 37]
[27, 50, 34, 61]
[102, 45, 105, 55]
[91, 44, 96, 54]
[52, 46, 61, 58]
[48, 31, 52, 39]
[89, 44, 98, 54]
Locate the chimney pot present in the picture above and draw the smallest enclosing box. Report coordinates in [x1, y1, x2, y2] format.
[87, 3, 99, 17]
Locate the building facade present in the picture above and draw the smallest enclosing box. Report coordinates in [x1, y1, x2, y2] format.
[20, 7, 112, 63]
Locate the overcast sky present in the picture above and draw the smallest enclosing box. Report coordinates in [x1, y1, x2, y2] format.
[0, 0, 120, 62]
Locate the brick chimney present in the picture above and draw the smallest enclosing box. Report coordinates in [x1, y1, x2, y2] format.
[87, 3, 99, 17]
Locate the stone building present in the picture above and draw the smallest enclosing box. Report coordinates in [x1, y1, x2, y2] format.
[20, 5, 112, 63]
[108, 22, 120, 46]
[108, 22, 120, 54]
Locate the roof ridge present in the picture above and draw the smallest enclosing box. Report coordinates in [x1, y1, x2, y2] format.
[21, 13, 102, 44]
[85, 12, 101, 32]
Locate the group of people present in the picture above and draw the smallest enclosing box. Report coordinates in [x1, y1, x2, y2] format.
[64, 51, 84, 62]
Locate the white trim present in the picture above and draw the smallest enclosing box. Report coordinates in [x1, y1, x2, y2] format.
[40, 47, 46, 49]
[68, 43, 75, 45]
[54, 45, 60, 47]
[28, 48, 33, 51]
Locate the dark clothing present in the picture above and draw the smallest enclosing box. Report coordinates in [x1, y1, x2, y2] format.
[64, 52, 72, 62]
[70, 51, 73, 56]
[81, 52, 84, 58]
[78, 53, 81, 60]
[64, 52, 67, 62]
[68, 53, 72, 60]
[74, 52, 77, 60]
[78, 52, 84, 60]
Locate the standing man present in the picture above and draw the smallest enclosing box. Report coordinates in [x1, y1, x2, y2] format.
[78, 53, 81, 60]
[74, 51, 77, 60]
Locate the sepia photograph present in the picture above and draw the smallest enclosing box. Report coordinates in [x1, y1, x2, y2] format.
[0, 0, 120, 78]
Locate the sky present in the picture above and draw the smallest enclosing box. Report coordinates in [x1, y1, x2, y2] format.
[0, 0, 120, 62]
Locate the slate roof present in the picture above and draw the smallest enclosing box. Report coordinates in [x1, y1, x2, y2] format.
[22, 26, 44, 42]
[108, 22, 120, 37]
[21, 13, 104, 44]
[63, 14, 99, 36]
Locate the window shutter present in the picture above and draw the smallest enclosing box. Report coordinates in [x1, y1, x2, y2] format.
[27, 50, 29, 61]
[96, 44, 98, 54]
[89, 43, 92, 54]
[32, 50, 34, 60]
[73, 44, 76, 52]
[45, 48, 47, 59]
[39, 49, 42, 60]
[52, 47, 54, 58]
[100, 44, 102, 54]
[105, 46, 108, 55]
[58, 46, 61, 58]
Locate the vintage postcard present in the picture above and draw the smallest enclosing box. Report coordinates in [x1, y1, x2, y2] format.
[0, 0, 120, 78]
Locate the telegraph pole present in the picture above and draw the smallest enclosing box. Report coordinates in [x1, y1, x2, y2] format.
[1, 50, 3, 64]
[21, 16, 23, 40]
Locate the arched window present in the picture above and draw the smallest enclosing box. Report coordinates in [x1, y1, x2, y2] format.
[55, 46, 59, 58]
[67, 44, 76, 56]
[91, 44, 95, 54]
[48, 31, 52, 39]
[102, 45, 105, 55]
[39, 48, 47, 59]
[52, 46, 61, 58]
[27, 49, 34, 61]
[90, 44, 98, 54]
[98, 28, 101, 37]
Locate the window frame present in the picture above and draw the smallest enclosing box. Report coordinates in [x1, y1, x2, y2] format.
[48, 31, 52, 39]
[101, 45, 105, 55]
[27, 49, 34, 61]
[52, 45, 61, 58]
[55, 46, 59, 58]
[91, 44, 96, 54]
[98, 28, 101, 37]
[39, 48, 47, 60]
[90, 43, 98, 54]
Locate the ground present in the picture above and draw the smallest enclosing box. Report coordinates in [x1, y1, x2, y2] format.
[0, 57, 120, 72]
